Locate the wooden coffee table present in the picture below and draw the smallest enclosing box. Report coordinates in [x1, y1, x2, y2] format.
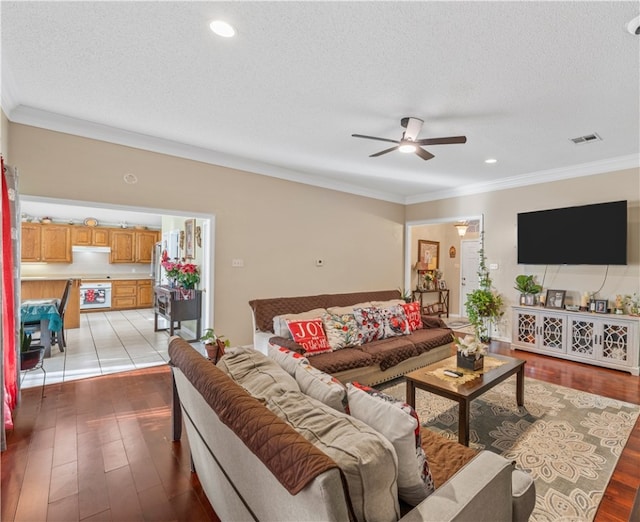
[405, 354, 525, 446]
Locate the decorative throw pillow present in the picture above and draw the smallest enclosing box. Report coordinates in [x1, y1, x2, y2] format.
[272, 308, 327, 338]
[267, 343, 310, 376]
[321, 312, 362, 350]
[402, 301, 423, 331]
[295, 364, 348, 413]
[347, 382, 435, 506]
[352, 307, 383, 343]
[326, 302, 374, 315]
[286, 319, 332, 356]
[378, 305, 411, 338]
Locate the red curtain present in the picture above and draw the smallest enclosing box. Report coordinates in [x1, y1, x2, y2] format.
[2, 155, 17, 428]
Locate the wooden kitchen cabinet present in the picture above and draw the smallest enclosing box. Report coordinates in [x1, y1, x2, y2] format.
[111, 280, 138, 309]
[110, 230, 159, 263]
[72, 226, 110, 246]
[137, 280, 153, 307]
[21, 223, 72, 263]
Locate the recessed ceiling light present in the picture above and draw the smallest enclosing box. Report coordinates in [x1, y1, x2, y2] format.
[627, 15, 640, 36]
[210, 20, 236, 38]
[484, 158, 497, 164]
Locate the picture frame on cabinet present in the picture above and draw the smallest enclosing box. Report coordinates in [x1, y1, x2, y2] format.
[184, 219, 195, 259]
[438, 279, 447, 290]
[545, 289, 566, 309]
[594, 299, 608, 314]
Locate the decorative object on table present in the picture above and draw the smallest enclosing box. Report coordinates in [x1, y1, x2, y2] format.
[624, 293, 640, 316]
[161, 251, 200, 289]
[594, 299, 608, 314]
[544, 289, 566, 310]
[200, 328, 230, 363]
[614, 295, 624, 314]
[449, 245, 456, 258]
[454, 335, 486, 371]
[438, 279, 447, 290]
[464, 234, 503, 343]
[513, 274, 542, 306]
[83, 217, 98, 227]
[579, 292, 591, 311]
[40, 216, 52, 224]
[184, 218, 195, 259]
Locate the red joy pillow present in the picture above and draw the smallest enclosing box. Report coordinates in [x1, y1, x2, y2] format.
[286, 319, 332, 356]
[402, 302, 423, 331]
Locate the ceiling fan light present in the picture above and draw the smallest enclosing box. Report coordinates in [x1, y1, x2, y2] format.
[398, 143, 417, 153]
[210, 20, 236, 37]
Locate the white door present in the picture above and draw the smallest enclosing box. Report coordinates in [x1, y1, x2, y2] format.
[460, 239, 481, 316]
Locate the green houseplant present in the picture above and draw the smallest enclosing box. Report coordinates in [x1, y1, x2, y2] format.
[514, 274, 542, 305]
[200, 328, 230, 363]
[464, 238, 504, 342]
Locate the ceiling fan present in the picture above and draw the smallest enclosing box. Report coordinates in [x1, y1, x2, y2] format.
[352, 117, 467, 161]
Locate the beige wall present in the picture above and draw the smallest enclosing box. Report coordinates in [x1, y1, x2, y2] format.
[9, 123, 405, 346]
[407, 168, 640, 339]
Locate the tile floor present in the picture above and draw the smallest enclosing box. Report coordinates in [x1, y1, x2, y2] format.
[20, 308, 205, 390]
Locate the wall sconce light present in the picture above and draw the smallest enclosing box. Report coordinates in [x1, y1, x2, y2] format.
[454, 222, 468, 237]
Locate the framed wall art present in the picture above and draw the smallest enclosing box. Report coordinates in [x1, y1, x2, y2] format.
[184, 219, 195, 259]
[418, 240, 439, 270]
[545, 289, 566, 310]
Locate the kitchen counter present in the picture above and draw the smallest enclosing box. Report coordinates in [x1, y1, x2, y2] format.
[21, 275, 154, 281]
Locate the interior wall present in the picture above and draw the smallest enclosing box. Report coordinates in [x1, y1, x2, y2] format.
[407, 167, 640, 340]
[9, 123, 405, 346]
[1, 110, 8, 159]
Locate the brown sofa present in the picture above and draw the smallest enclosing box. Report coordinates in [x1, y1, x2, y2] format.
[249, 289, 454, 386]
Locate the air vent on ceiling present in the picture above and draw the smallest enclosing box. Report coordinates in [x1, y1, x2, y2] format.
[570, 133, 602, 145]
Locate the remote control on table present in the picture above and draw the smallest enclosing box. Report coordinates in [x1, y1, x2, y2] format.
[443, 369, 463, 378]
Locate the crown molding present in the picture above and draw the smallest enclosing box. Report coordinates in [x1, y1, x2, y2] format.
[7, 105, 637, 207]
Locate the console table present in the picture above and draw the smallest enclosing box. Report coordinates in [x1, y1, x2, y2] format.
[412, 289, 450, 317]
[154, 286, 202, 342]
[512, 305, 639, 375]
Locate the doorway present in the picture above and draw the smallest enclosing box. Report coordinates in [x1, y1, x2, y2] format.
[405, 216, 483, 318]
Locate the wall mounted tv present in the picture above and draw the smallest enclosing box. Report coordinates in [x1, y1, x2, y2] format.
[517, 200, 627, 265]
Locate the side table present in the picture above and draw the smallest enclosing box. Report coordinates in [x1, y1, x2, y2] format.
[154, 286, 203, 342]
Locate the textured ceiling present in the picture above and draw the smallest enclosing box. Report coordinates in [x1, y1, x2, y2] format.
[2, 1, 639, 204]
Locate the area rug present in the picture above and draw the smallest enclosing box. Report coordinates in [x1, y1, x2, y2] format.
[381, 377, 639, 522]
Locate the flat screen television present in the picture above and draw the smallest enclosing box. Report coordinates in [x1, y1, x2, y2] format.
[517, 200, 627, 265]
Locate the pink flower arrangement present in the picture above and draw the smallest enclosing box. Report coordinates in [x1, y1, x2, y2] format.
[161, 251, 200, 289]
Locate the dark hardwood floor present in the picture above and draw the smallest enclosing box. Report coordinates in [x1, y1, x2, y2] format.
[2, 342, 639, 521]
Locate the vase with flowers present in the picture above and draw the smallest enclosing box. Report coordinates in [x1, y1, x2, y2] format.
[455, 334, 487, 371]
[177, 262, 200, 289]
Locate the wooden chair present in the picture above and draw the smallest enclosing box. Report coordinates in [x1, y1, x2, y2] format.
[23, 279, 72, 353]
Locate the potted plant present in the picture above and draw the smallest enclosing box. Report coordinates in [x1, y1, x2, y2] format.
[398, 288, 413, 303]
[514, 274, 542, 305]
[200, 328, 230, 363]
[455, 334, 487, 370]
[464, 238, 504, 342]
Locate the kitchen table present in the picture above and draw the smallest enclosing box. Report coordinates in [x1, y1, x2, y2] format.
[20, 298, 63, 358]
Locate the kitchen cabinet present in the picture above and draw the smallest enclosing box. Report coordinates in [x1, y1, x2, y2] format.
[111, 280, 138, 309]
[21, 223, 72, 263]
[71, 226, 110, 246]
[110, 230, 159, 263]
[137, 280, 153, 307]
[111, 279, 154, 310]
[512, 306, 639, 375]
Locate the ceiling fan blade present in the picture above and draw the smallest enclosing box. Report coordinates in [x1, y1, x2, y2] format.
[352, 134, 400, 145]
[370, 146, 399, 157]
[415, 147, 435, 161]
[415, 136, 467, 146]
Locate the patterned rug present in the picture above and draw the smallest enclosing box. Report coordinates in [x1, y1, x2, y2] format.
[381, 376, 639, 522]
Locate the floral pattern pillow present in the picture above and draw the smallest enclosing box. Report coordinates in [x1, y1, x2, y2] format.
[352, 307, 383, 343]
[378, 305, 411, 338]
[321, 312, 362, 350]
[402, 301, 423, 331]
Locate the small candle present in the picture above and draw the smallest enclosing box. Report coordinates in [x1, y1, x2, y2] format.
[580, 292, 589, 308]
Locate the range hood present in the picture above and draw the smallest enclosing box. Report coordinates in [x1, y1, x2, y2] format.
[72, 245, 111, 253]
